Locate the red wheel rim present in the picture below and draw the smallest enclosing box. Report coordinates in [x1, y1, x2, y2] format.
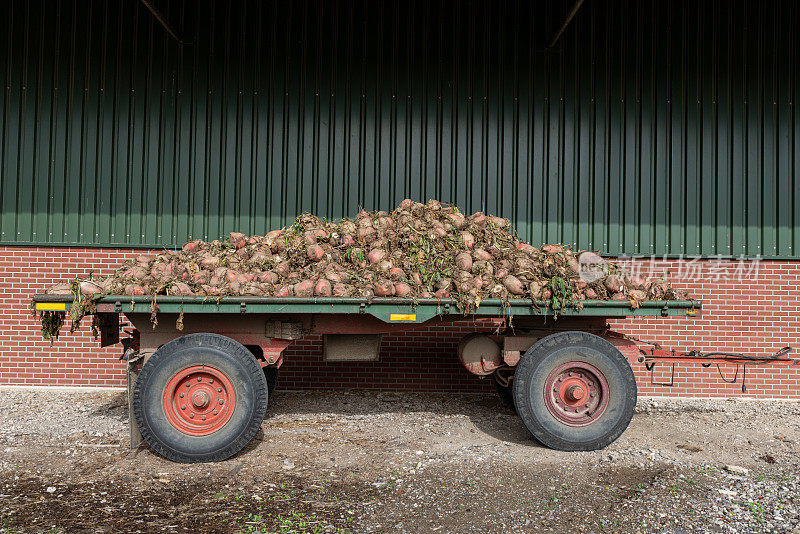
[162, 365, 236, 436]
[543, 361, 609, 427]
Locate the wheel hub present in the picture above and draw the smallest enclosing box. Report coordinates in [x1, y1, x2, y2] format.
[565, 384, 584, 401]
[544, 361, 609, 426]
[163, 365, 236, 436]
[192, 391, 210, 408]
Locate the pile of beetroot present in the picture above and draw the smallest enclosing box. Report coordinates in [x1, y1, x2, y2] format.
[44, 199, 691, 309]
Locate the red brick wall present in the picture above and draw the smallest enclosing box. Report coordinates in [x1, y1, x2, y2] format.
[1, 246, 798, 398]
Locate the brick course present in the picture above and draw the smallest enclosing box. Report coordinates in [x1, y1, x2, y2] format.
[1, 246, 798, 398]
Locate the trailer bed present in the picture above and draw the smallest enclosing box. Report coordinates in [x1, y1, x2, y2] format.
[33, 295, 699, 323]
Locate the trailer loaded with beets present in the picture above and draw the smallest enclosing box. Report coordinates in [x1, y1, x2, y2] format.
[30, 200, 797, 463]
[33, 294, 705, 462]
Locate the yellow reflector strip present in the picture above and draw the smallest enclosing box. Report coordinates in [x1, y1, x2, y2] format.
[390, 313, 416, 321]
[685, 309, 697, 316]
[35, 302, 67, 311]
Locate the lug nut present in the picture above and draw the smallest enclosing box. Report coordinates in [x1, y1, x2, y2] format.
[209, 378, 214, 384]
[213, 410, 218, 415]
[219, 400, 224, 405]
[189, 413, 194, 418]
[217, 388, 222, 393]
[181, 404, 186, 410]
[179, 392, 184, 398]
[197, 377, 202, 382]
[201, 415, 206, 421]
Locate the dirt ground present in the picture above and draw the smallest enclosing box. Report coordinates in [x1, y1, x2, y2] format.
[0, 387, 798, 534]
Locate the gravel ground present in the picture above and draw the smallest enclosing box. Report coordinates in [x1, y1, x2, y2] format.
[0, 387, 799, 533]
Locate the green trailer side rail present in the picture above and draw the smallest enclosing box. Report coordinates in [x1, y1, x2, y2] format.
[32, 295, 700, 324]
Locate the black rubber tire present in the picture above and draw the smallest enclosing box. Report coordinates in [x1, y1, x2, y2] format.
[493, 377, 517, 412]
[133, 333, 268, 463]
[512, 331, 637, 451]
[264, 367, 278, 397]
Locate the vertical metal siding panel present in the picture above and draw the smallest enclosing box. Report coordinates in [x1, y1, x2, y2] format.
[153, 8, 174, 246]
[684, 0, 701, 256]
[590, 0, 608, 252]
[17, 1, 35, 243]
[651, 4, 669, 255]
[32, 1, 53, 244]
[220, 1, 238, 238]
[63, 0, 85, 245]
[745, 1, 762, 257]
[95, 1, 114, 245]
[81, 0, 100, 246]
[730, 0, 746, 256]
[283, 0, 301, 219]
[775, 0, 794, 256]
[669, 2, 685, 256]
[715, 0, 732, 257]
[761, 1, 777, 257]
[699, 1, 716, 256]
[792, 0, 799, 257]
[0, 1, 18, 243]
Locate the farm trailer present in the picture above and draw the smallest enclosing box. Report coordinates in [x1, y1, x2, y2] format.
[30, 295, 796, 463]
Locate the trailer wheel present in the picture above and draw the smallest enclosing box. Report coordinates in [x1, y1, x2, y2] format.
[133, 333, 268, 463]
[512, 331, 636, 451]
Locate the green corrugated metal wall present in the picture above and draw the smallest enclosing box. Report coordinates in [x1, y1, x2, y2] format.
[0, 0, 797, 257]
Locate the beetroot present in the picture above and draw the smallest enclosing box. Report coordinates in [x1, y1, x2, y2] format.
[275, 261, 291, 276]
[394, 282, 412, 297]
[358, 226, 377, 242]
[374, 280, 395, 297]
[368, 248, 387, 265]
[125, 284, 145, 296]
[470, 212, 487, 225]
[314, 279, 332, 297]
[293, 281, 314, 297]
[502, 275, 524, 295]
[257, 271, 278, 284]
[455, 252, 473, 272]
[275, 285, 294, 298]
[307, 244, 325, 261]
[79, 280, 105, 296]
[604, 275, 625, 293]
[628, 289, 647, 300]
[473, 248, 492, 261]
[170, 282, 193, 296]
[488, 215, 508, 227]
